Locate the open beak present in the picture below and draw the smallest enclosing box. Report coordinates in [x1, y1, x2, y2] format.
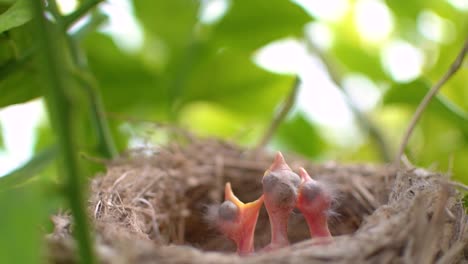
[219, 183, 264, 255]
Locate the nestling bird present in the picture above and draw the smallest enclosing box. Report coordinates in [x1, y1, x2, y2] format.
[262, 152, 301, 251]
[209, 154, 334, 255]
[296, 167, 333, 241]
[210, 182, 264, 255]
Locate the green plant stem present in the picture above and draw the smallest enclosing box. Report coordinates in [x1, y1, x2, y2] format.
[63, 0, 105, 29]
[49, 0, 117, 159]
[46, 0, 61, 16]
[72, 63, 117, 158]
[67, 4, 116, 159]
[29, 1, 97, 264]
[256, 77, 300, 150]
[72, 11, 108, 40]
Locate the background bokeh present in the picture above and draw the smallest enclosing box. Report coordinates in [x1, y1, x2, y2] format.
[0, 0, 467, 263]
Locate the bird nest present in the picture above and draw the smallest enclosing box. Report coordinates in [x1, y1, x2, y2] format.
[47, 133, 468, 263]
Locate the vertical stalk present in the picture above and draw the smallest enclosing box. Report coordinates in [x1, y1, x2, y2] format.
[68, 36, 117, 159]
[51, 0, 117, 159]
[29, 1, 96, 264]
[256, 77, 299, 151]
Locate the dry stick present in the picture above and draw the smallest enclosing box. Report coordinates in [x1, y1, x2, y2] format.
[255, 77, 300, 150]
[395, 38, 468, 168]
[444, 180, 468, 192]
[304, 39, 392, 162]
[415, 185, 449, 263]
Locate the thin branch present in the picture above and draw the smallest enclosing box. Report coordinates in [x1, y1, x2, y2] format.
[395, 37, 468, 167]
[304, 39, 392, 162]
[256, 77, 300, 150]
[46, 0, 61, 19]
[46, 0, 117, 158]
[71, 48, 118, 159]
[72, 11, 107, 40]
[444, 180, 468, 192]
[63, 0, 105, 29]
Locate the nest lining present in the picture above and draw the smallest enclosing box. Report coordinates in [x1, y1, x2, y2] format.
[47, 136, 468, 264]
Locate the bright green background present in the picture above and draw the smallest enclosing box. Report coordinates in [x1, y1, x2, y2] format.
[0, 0, 467, 263]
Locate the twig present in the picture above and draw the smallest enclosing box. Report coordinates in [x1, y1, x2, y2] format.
[415, 185, 449, 263]
[48, 0, 117, 159]
[395, 37, 468, 168]
[63, 0, 105, 29]
[304, 39, 392, 162]
[444, 180, 468, 192]
[134, 198, 161, 241]
[255, 77, 300, 150]
[93, 200, 102, 219]
[436, 241, 466, 264]
[73, 69, 117, 158]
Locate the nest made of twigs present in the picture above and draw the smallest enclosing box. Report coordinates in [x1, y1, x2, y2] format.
[47, 133, 468, 264]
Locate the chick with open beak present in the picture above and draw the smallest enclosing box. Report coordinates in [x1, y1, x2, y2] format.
[297, 167, 333, 241]
[262, 152, 301, 251]
[214, 183, 264, 255]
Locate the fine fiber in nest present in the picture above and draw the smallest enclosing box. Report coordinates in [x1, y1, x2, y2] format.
[47, 135, 468, 264]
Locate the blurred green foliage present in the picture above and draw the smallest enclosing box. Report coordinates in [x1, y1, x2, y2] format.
[0, 122, 3, 148]
[0, 183, 45, 264]
[273, 112, 327, 158]
[0, 0, 467, 263]
[384, 79, 468, 135]
[0, 0, 31, 33]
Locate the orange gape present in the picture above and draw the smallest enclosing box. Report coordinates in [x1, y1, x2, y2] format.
[214, 183, 264, 255]
[213, 152, 333, 256]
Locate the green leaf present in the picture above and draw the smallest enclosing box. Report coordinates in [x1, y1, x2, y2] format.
[384, 0, 427, 19]
[213, 0, 312, 52]
[182, 48, 294, 117]
[0, 147, 57, 191]
[383, 79, 468, 134]
[0, 25, 42, 107]
[453, 147, 468, 184]
[385, 0, 459, 21]
[0, 0, 32, 33]
[272, 112, 326, 158]
[329, 23, 387, 81]
[84, 33, 166, 114]
[0, 60, 43, 107]
[0, 183, 45, 264]
[0, 0, 16, 5]
[133, 0, 200, 51]
[178, 102, 254, 139]
[85, 32, 293, 121]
